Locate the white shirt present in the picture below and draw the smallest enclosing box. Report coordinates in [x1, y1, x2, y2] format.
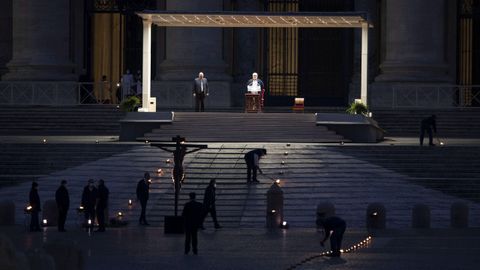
[201, 80, 204, 92]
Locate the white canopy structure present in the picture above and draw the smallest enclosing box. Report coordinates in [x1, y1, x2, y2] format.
[136, 11, 371, 111]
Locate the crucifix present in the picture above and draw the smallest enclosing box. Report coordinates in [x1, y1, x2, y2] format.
[151, 135, 207, 216]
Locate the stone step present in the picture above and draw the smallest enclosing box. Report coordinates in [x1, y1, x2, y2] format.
[2, 143, 480, 229]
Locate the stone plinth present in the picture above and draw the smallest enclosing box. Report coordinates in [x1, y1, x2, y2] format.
[0, 200, 15, 226]
[412, 204, 431, 229]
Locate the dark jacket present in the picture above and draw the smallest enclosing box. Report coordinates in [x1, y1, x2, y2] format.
[421, 116, 437, 133]
[244, 149, 265, 159]
[319, 216, 346, 232]
[136, 179, 149, 202]
[203, 185, 216, 208]
[29, 188, 41, 212]
[97, 184, 109, 209]
[182, 200, 204, 229]
[193, 78, 209, 95]
[55, 185, 69, 211]
[81, 186, 98, 209]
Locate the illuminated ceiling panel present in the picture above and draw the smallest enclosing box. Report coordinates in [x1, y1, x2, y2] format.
[136, 11, 370, 28]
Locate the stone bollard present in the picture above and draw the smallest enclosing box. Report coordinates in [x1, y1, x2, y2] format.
[0, 234, 29, 270]
[451, 202, 469, 228]
[26, 249, 55, 270]
[266, 182, 283, 228]
[0, 200, 15, 226]
[316, 202, 335, 229]
[44, 239, 84, 270]
[42, 200, 58, 226]
[412, 204, 430, 229]
[366, 203, 386, 230]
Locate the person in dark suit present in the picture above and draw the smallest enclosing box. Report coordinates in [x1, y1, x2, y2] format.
[182, 192, 204, 255]
[192, 72, 209, 112]
[201, 179, 221, 229]
[420, 115, 437, 146]
[317, 215, 347, 257]
[29, 181, 41, 232]
[81, 179, 98, 230]
[55, 180, 69, 232]
[96, 179, 109, 232]
[136, 172, 150, 225]
[244, 149, 267, 183]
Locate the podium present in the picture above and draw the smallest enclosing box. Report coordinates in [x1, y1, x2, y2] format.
[245, 93, 261, 113]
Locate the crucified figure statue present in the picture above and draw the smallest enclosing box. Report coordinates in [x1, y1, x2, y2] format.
[152, 135, 207, 216]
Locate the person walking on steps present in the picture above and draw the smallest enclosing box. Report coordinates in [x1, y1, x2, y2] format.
[201, 179, 222, 230]
[136, 172, 151, 225]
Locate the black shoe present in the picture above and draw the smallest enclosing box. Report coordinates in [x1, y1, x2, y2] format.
[193, 250, 198, 255]
[200, 226, 205, 230]
[58, 229, 67, 232]
[252, 179, 260, 183]
[144, 222, 151, 226]
[429, 143, 436, 146]
[214, 224, 222, 229]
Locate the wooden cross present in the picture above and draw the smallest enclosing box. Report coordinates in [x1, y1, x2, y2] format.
[151, 135, 208, 216]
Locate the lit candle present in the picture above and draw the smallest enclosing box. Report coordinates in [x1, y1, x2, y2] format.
[157, 168, 162, 174]
[128, 199, 132, 206]
[275, 179, 281, 184]
[284, 151, 288, 155]
[117, 212, 123, 217]
[271, 209, 276, 213]
[88, 219, 92, 225]
[166, 159, 171, 163]
[42, 219, 47, 225]
[42, 139, 47, 144]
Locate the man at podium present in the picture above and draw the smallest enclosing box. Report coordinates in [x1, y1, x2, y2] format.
[246, 72, 265, 110]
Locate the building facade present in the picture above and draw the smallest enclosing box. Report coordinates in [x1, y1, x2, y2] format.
[0, 0, 478, 109]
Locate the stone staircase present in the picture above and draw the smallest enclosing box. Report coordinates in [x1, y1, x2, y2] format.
[0, 106, 124, 135]
[0, 143, 134, 187]
[372, 109, 480, 138]
[142, 112, 345, 142]
[2, 143, 479, 230]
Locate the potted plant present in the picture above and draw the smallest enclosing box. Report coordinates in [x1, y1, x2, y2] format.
[119, 96, 141, 112]
[346, 101, 369, 116]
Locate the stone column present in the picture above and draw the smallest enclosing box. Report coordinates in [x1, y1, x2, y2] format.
[0, 0, 12, 77]
[153, 0, 231, 109]
[158, 0, 229, 81]
[2, 0, 75, 81]
[375, 0, 449, 82]
[349, 0, 378, 103]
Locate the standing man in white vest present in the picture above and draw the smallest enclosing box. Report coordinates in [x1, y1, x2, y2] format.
[193, 72, 209, 112]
